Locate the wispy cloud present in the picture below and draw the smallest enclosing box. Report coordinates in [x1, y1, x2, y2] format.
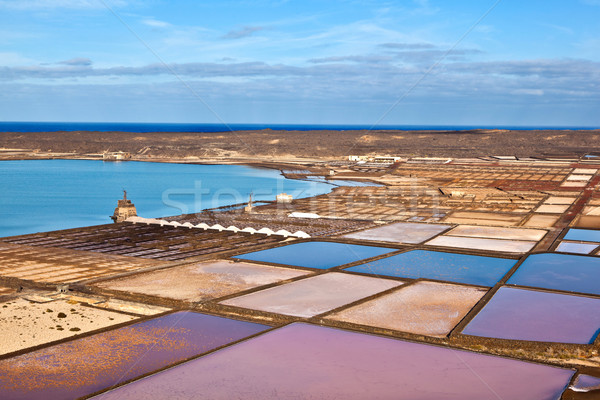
[142, 18, 171, 29]
[222, 26, 264, 39]
[57, 57, 93, 66]
[0, 0, 128, 9]
[410, 0, 440, 15]
[538, 22, 574, 35]
[1, 58, 598, 101]
[309, 55, 394, 64]
[380, 42, 436, 50]
[0, 52, 36, 66]
[512, 88, 544, 96]
[310, 43, 483, 66]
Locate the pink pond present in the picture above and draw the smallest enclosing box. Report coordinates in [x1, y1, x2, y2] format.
[462, 287, 600, 344]
[95, 323, 573, 400]
[0, 312, 270, 400]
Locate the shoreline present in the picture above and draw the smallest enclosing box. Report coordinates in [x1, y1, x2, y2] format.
[0, 155, 332, 179]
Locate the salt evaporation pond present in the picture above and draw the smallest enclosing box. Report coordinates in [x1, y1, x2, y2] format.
[462, 287, 600, 344]
[564, 228, 600, 243]
[233, 241, 396, 269]
[220, 272, 402, 318]
[556, 241, 598, 254]
[94, 323, 574, 400]
[345, 250, 517, 287]
[0, 311, 270, 400]
[507, 253, 600, 296]
[327, 281, 486, 337]
[343, 222, 450, 244]
[0, 160, 333, 237]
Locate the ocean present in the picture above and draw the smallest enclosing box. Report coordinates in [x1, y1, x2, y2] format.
[0, 160, 333, 238]
[0, 121, 597, 133]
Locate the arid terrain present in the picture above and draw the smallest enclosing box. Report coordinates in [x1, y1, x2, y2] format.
[1, 129, 599, 160]
[1, 128, 600, 399]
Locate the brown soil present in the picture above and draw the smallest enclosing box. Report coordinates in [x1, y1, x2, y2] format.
[1, 129, 599, 159]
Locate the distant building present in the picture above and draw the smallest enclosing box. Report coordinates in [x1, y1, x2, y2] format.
[348, 155, 370, 162]
[276, 193, 293, 203]
[110, 190, 137, 223]
[373, 156, 402, 164]
[103, 151, 131, 161]
[407, 157, 452, 164]
[349, 155, 402, 163]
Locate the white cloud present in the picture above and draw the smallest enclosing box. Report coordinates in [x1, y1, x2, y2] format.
[537, 22, 574, 35]
[512, 89, 544, 96]
[142, 18, 170, 29]
[58, 57, 93, 66]
[0, 0, 128, 10]
[222, 26, 265, 39]
[0, 52, 37, 66]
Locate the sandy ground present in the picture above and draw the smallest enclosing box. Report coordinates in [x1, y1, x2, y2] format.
[0, 298, 137, 355]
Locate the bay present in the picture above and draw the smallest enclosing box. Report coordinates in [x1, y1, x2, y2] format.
[0, 160, 333, 238]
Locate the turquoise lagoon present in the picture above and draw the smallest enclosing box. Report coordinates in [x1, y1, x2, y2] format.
[0, 160, 333, 237]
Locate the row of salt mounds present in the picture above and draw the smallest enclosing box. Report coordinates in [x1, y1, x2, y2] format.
[125, 216, 310, 238]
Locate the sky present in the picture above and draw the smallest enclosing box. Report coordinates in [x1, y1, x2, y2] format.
[0, 0, 599, 126]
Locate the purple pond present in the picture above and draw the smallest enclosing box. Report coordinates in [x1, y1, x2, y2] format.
[462, 287, 600, 344]
[95, 323, 574, 400]
[0, 311, 270, 400]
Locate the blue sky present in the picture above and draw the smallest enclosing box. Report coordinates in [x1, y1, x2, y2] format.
[0, 0, 599, 126]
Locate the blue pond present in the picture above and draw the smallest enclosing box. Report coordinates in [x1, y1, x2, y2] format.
[345, 250, 517, 287]
[507, 253, 600, 296]
[0, 160, 333, 237]
[563, 228, 600, 243]
[556, 241, 598, 254]
[233, 241, 396, 269]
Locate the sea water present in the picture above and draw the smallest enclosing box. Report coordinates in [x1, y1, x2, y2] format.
[0, 160, 333, 237]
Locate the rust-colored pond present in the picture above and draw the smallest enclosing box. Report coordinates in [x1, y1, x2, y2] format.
[0, 311, 270, 400]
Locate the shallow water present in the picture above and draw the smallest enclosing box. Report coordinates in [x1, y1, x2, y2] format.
[507, 253, 600, 295]
[0, 160, 333, 237]
[234, 241, 396, 269]
[0, 311, 270, 400]
[462, 287, 600, 344]
[564, 228, 600, 243]
[346, 250, 516, 287]
[94, 323, 575, 400]
[556, 241, 598, 254]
